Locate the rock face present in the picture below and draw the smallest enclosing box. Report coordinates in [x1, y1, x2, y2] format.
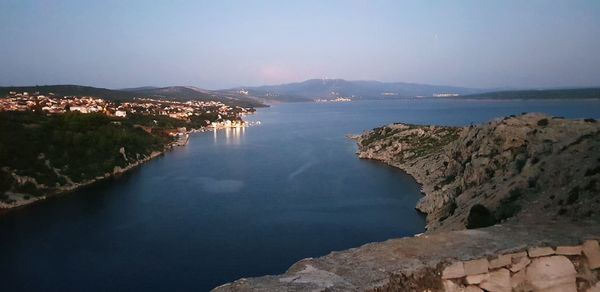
[213, 223, 600, 291]
[352, 113, 600, 231]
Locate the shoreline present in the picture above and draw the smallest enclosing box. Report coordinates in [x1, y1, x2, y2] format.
[0, 129, 195, 211]
[0, 123, 256, 211]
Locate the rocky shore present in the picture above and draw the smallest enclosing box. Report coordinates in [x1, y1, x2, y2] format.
[353, 113, 600, 231]
[215, 113, 600, 291]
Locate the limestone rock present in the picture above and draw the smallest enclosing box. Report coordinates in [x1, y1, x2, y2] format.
[526, 256, 577, 291]
[528, 246, 555, 257]
[464, 258, 489, 275]
[465, 285, 483, 292]
[510, 256, 531, 273]
[556, 245, 582, 256]
[353, 113, 600, 232]
[489, 254, 512, 269]
[479, 268, 510, 292]
[443, 279, 464, 292]
[510, 269, 527, 290]
[507, 251, 528, 259]
[442, 262, 466, 279]
[465, 273, 487, 285]
[583, 240, 600, 269]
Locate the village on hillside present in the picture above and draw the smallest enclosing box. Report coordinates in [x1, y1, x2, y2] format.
[0, 91, 253, 129]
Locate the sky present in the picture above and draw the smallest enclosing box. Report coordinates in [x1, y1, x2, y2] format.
[1, 0, 599, 90]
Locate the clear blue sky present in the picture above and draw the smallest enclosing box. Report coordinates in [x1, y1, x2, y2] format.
[1, 0, 599, 89]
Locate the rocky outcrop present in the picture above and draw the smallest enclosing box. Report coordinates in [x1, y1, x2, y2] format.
[441, 240, 600, 291]
[352, 113, 600, 231]
[213, 222, 600, 291]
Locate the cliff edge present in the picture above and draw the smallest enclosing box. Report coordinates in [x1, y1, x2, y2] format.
[353, 113, 600, 231]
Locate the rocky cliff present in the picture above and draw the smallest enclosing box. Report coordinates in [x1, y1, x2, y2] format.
[353, 113, 600, 231]
[214, 222, 600, 291]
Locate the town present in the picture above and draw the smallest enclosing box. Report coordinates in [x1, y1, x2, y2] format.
[0, 91, 253, 129]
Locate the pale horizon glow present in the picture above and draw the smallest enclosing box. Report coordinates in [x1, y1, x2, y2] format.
[1, 0, 599, 90]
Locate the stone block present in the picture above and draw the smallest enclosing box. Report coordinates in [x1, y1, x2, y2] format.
[556, 245, 582, 256]
[465, 273, 487, 285]
[510, 256, 531, 273]
[479, 268, 510, 292]
[510, 269, 527, 290]
[489, 254, 512, 269]
[506, 251, 528, 259]
[442, 262, 466, 279]
[465, 285, 483, 292]
[582, 240, 600, 269]
[464, 258, 489, 275]
[526, 256, 576, 291]
[528, 246, 555, 257]
[443, 279, 463, 292]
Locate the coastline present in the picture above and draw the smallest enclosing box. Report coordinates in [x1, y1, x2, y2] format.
[0, 123, 256, 211]
[0, 130, 190, 211]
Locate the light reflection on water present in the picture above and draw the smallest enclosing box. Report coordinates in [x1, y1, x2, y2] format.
[213, 126, 246, 145]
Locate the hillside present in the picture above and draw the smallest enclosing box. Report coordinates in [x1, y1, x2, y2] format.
[0, 85, 267, 107]
[353, 113, 600, 231]
[460, 87, 600, 100]
[0, 111, 170, 208]
[0, 85, 143, 101]
[124, 86, 267, 107]
[240, 79, 486, 101]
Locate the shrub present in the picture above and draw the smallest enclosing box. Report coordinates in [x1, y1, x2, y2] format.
[442, 175, 456, 185]
[585, 166, 600, 177]
[537, 118, 549, 126]
[566, 186, 579, 205]
[515, 159, 527, 173]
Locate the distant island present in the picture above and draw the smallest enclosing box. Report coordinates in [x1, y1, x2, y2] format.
[0, 90, 254, 209]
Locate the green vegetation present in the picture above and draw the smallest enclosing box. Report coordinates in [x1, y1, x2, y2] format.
[0, 111, 170, 198]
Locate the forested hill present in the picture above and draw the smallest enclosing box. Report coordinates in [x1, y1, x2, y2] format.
[0, 85, 142, 101]
[0, 85, 267, 107]
[460, 87, 600, 99]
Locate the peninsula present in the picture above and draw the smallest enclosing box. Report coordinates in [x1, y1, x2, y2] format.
[0, 90, 253, 209]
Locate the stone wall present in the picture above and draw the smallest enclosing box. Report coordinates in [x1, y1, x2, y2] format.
[442, 240, 600, 292]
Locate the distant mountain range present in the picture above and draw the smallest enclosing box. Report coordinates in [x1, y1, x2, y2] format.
[2, 80, 599, 107]
[235, 79, 489, 101]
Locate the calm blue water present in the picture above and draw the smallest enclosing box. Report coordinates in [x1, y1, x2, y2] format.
[1, 99, 599, 291]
